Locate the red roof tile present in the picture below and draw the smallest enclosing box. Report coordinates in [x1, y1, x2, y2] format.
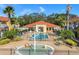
[0, 16, 9, 22]
[25, 21, 60, 28]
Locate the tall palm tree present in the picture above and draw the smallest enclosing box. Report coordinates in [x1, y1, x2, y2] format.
[66, 4, 72, 30]
[3, 6, 14, 19]
[3, 6, 14, 31]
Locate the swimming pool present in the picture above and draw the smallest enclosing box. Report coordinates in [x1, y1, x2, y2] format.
[31, 33, 48, 40]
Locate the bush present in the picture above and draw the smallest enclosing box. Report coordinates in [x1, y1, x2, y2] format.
[74, 27, 79, 38]
[56, 30, 61, 36]
[60, 30, 75, 39]
[14, 36, 22, 41]
[0, 39, 10, 45]
[65, 39, 77, 46]
[0, 37, 7, 40]
[3, 29, 19, 39]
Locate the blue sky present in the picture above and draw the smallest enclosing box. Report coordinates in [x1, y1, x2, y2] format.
[0, 4, 79, 16]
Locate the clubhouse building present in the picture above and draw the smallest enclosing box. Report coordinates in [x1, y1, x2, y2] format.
[24, 21, 62, 33]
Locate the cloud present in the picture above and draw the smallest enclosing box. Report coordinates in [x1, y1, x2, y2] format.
[20, 9, 33, 15]
[39, 6, 45, 12]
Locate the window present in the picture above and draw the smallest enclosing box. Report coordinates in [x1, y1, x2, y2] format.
[49, 27, 51, 30]
[47, 28, 48, 30]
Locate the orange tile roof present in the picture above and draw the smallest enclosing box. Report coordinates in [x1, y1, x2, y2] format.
[25, 21, 60, 28]
[0, 16, 9, 22]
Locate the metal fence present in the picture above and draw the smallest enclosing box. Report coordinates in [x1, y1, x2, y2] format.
[0, 48, 79, 55]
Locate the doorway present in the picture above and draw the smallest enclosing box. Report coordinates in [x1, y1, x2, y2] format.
[38, 27, 43, 32]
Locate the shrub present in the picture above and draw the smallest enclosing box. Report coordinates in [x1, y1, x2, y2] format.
[0, 37, 6, 40]
[74, 27, 79, 38]
[65, 39, 77, 46]
[14, 36, 22, 41]
[3, 29, 19, 39]
[60, 30, 75, 39]
[56, 30, 61, 36]
[0, 39, 10, 45]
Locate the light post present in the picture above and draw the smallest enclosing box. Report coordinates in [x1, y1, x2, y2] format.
[66, 4, 72, 30]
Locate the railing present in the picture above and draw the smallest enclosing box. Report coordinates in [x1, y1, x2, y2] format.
[0, 48, 79, 55]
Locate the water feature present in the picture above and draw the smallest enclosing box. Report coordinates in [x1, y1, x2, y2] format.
[32, 33, 48, 53]
[33, 32, 36, 54]
[15, 32, 53, 55]
[16, 44, 54, 55]
[30, 33, 48, 40]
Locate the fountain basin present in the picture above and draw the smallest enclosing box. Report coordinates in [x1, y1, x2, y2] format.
[16, 44, 54, 55]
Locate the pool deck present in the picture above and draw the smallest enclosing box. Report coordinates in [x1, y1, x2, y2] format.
[0, 32, 79, 55]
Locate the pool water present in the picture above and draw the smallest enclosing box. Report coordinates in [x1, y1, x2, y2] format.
[16, 44, 54, 55]
[31, 33, 48, 40]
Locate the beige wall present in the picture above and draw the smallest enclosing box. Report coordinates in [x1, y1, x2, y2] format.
[36, 25, 46, 32]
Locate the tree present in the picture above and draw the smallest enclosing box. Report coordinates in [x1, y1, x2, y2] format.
[17, 13, 47, 26]
[3, 6, 14, 18]
[47, 13, 66, 27]
[3, 6, 15, 30]
[17, 19, 27, 26]
[17, 13, 79, 27]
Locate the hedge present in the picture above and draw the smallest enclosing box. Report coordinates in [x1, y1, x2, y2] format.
[65, 39, 77, 46]
[0, 39, 10, 45]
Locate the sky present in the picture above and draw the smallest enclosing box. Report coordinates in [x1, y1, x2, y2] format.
[0, 4, 79, 17]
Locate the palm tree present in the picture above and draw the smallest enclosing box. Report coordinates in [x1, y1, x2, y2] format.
[66, 4, 72, 30]
[3, 6, 14, 19]
[3, 6, 14, 31]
